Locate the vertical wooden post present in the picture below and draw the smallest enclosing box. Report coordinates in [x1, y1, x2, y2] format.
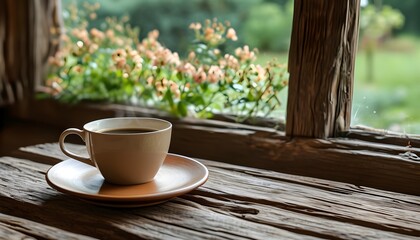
[286, 0, 360, 138]
[0, 0, 61, 106]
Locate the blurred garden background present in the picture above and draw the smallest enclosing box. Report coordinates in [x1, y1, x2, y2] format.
[61, 0, 420, 133]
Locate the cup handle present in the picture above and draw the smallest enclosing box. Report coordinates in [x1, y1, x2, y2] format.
[59, 128, 94, 166]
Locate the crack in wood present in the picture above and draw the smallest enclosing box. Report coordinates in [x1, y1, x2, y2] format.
[138, 212, 257, 240]
[180, 194, 260, 215]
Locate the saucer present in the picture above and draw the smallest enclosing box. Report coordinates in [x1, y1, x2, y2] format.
[80, 198, 170, 208]
[46, 153, 208, 206]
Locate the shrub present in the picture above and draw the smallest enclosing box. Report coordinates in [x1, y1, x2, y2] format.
[42, 3, 288, 121]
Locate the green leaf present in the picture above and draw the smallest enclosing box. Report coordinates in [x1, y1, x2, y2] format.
[177, 101, 188, 117]
[200, 82, 209, 91]
[176, 72, 183, 81]
[247, 91, 256, 101]
[193, 95, 206, 106]
[163, 89, 174, 108]
[141, 88, 153, 99]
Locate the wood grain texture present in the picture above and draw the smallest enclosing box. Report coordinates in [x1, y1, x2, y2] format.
[14, 115, 420, 197]
[1, 150, 420, 239]
[346, 127, 420, 149]
[0, 0, 60, 105]
[8, 99, 420, 195]
[0, 213, 95, 240]
[286, 0, 360, 138]
[0, 157, 312, 240]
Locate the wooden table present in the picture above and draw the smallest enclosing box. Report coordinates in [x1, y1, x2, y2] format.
[1, 143, 420, 239]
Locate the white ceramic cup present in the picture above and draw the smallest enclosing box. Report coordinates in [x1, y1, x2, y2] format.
[59, 117, 172, 185]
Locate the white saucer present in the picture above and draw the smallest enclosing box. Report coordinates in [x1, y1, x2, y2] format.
[46, 153, 208, 207]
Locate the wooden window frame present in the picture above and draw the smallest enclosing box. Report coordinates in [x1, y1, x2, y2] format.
[10, 0, 420, 195]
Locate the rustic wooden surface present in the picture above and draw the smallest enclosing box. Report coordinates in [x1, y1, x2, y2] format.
[7, 99, 420, 196]
[286, 0, 360, 138]
[1, 143, 420, 239]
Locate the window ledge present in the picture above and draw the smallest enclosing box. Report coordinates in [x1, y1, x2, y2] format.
[9, 98, 420, 195]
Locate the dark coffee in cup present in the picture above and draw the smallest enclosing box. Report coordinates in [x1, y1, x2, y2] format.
[100, 128, 156, 134]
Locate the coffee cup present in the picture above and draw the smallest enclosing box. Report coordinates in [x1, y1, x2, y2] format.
[59, 117, 172, 185]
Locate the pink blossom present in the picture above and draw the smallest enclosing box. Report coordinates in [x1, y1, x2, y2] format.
[193, 67, 207, 83]
[177, 63, 196, 77]
[235, 45, 256, 62]
[207, 65, 224, 83]
[220, 54, 239, 70]
[148, 30, 159, 40]
[90, 28, 104, 40]
[189, 23, 202, 30]
[226, 28, 238, 41]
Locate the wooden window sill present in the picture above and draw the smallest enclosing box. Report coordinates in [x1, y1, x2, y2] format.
[8, 98, 420, 195]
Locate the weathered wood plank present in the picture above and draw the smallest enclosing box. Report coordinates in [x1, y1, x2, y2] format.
[11, 98, 282, 133]
[0, 0, 61, 104]
[0, 224, 34, 240]
[20, 142, 84, 161]
[347, 127, 420, 149]
[286, 0, 360, 138]
[21, 136, 420, 168]
[248, 138, 420, 195]
[19, 139, 420, 197]
[0, 156, 313, 240]
[9, 99, 420, 196]
[3, 149, 420, 239]
[0, 213, 95, 240]
[203, 165, 420, 232]
[200, 159, 420, 205]
[21, 143, 420, 216]
[0, 224, 35, 240]
[175, 196, 416, 240]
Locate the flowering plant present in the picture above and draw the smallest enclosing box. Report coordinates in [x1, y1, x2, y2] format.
[43, 3, 288, 120]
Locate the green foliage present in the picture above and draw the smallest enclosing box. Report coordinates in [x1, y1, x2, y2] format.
[43, 4, 289, 121]
[242, 2, 293, 52]
[360, 4, 404, 41]
[353, 36, 420, 133]
[359, 3, 404, 82]
[64, 0, 294, 54]
[94, 0, 264, 54]
[382, 0, 420, 36]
